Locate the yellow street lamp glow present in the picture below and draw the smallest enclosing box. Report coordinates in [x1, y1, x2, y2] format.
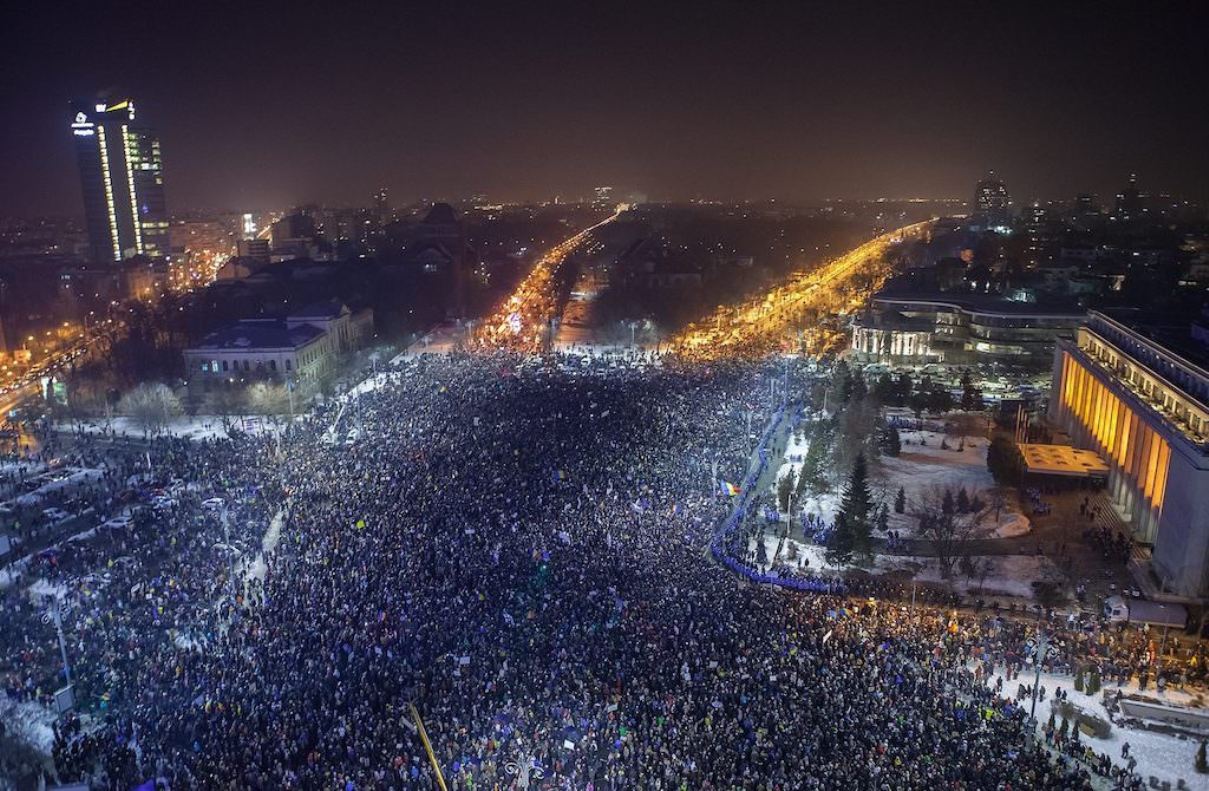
[667, 220, 933, 361]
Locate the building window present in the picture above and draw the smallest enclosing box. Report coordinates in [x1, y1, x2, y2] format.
[285, 359, 292, 371]
[270, 360, 277, 371]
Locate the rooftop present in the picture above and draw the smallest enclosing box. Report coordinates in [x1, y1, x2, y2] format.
[1018, 443, 1110, 478]
[875, 289, 1085, 317]
[188, 320, 325, 352]
[289, 299, 347, 320]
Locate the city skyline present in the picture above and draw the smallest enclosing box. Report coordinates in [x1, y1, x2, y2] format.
[1, 2, 1207, 217]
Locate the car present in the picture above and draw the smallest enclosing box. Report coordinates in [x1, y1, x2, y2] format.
[42, 508, 71, 524]
[201, 497, 225, 512]
[151, 496, 176, 511]
[101, 515, 133, 530]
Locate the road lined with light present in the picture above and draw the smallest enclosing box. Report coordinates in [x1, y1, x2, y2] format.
[472, 208, 624, 353]
[668, 220, 933, 361]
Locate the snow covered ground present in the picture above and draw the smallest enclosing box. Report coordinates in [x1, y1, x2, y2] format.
[988, 667, 1209, 790]
[65, 415, 281, 441]
[773, 426, 1030, 540]
[751, 535, 1066, 601]
[0, 696, 55, 754]
[0, 459, 45, 477]
[882, 429, 1030, 538]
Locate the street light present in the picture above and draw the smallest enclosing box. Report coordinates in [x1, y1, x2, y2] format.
[41, 597, 74, 685]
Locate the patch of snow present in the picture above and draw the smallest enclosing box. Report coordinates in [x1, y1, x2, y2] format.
[64, 415, 280, 440]
[0, 696, 55, 754]
[989, 668, 1209, 790]
[750, 533, 1064, 601]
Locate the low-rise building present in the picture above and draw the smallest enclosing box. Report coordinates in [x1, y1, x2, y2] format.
[851, 291, 1083, 367]
[183, 301, 373, 393]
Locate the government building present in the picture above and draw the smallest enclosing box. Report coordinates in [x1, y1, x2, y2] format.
[851, 293, 1082, 368]
[1049, 310, 1209, 598]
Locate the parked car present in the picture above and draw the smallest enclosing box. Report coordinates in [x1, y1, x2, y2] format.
[42, 508, 71, 524]
[151, 496, 176, 512]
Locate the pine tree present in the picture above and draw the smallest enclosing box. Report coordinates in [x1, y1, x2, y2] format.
[825, 512, 855, 566]
[777, 471, 795, 514]
[942, 488, 955, 515]
[835, 452, 874, 559]
[960, 370, 983, 412]
[832, 360, 852, 406]
[849, 369, 867, 403]
[1196, 741, 1208, 774]
[894, 486, 906, 514]
[1058, 717, 1069, 738]
[881, 425, 901, 457]
[873, 373, 895, 404]
[877, 503, 889, 533]
[1074, 670, 1084, 692]
[894, 372, 913, 406]
[956, 488, 971, 513]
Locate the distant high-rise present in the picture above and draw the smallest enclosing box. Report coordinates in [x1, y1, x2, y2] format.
[1114, 174, 1144, 221]
[972, 171, 1011, 227]
[373, 187, 390, 224]
[71, 98, 168, 263]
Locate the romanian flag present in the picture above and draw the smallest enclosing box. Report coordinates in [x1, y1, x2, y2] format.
[719, 481, 741, 497]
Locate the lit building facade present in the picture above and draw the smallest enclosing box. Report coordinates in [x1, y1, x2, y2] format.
[854, 294, 1082, 367]
[973, 171, 1011, 227]
[1050, 311, 1209, 597]
[71, 98, 168, 263]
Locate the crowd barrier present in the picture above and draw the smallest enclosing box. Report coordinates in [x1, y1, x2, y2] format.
[709, 401, 849, 592]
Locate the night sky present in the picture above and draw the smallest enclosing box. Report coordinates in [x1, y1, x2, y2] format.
[2, 1, 1206, 216]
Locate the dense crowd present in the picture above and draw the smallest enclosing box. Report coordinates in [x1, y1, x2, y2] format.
[0, 353, 1160, 788]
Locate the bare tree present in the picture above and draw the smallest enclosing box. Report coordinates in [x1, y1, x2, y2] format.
[911, 484, 991, 578]
[117, 383, 182, 438]
[205, 387, 248, 437]
[248, 382, 290, 415]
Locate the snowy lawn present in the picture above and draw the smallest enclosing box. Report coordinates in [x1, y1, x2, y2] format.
[988, 667, 1209, 790]
[750, 534, 1067, 601]
[64, 415, 281, 440]
[773, 427, 1030, 540]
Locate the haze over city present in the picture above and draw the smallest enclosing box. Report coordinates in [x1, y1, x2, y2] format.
[2, 1, 1207, 215]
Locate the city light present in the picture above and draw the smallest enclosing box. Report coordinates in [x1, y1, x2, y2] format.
[472, 208, 624, 353]
[667, 220, 933, 361]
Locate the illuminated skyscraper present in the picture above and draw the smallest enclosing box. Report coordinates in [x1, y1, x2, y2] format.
[70, 98, 168, 263]
[972, 171, 1011, 227]
[373, 187, 390, 224]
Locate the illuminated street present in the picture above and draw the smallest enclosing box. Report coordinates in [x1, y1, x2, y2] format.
[669, 220, 933, 361]
[472, 208, 624, 353]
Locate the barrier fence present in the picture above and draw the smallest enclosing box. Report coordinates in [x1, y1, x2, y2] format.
[709, 401, 853, 593]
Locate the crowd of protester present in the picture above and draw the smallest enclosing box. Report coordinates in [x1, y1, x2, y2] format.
[0, 352, 1177, 788]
